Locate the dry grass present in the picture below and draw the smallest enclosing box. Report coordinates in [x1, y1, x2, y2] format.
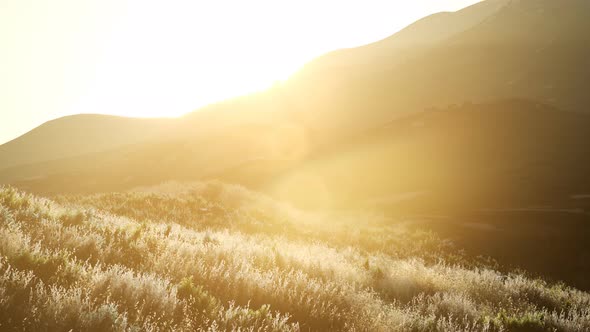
[1, 183, 589, 331]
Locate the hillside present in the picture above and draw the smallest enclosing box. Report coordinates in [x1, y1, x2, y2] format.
[217, 100, 590, 290]
[2, 0, 590, 331]
[6, 100, 589, 214]
[1, 0, 590, 314]
[1, 184, 590, 331]
[5, 0, 590, 177]
[302, 0, 510, 70]
[281, 0, 590, 135]
[3, 0, 590, 190]
[0, 114, 176, 171]
[263, 100, 590, 213]
[4, 101, 590, 292]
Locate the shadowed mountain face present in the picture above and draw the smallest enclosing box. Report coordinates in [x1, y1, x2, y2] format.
[262, 100, 590, 213]
[404, 0, 590, 111]
[282, 0, 590, 137]
[0, 115, 176, 171]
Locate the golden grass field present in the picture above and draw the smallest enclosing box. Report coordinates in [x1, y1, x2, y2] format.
[1, 182, 589, 331]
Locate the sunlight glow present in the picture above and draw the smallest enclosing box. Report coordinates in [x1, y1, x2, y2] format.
[0, 0, 481, 144]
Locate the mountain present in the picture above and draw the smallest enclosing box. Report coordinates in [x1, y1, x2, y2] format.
[395, 0, 590, 111]
[0, 114, 176, 171]
[2, 0, 590, 209]
[303, 0, 511, 70]
[262, 100, 590, 213]
[281, 0, 590, 137]
[4, 100, 590, 217]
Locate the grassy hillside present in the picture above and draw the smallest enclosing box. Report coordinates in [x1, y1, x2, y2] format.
[1, 183, 589, 331]
[3, 102, 590, 291]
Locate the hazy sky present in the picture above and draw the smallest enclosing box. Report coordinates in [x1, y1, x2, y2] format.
[0, 0, 480, 145]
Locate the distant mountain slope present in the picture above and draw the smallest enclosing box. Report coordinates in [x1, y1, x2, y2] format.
[262, 100, 590, 213]
[2, 0, 590, 210]
[303, 0, 510, 70]
[282, 0, 590, 136]
[0, 112, 308, 194]
[5, 100, 590, 219]
[395, 0, 590, 111]
[0, 114, 176, 170]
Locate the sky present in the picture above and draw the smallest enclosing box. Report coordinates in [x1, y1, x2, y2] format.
[0, 0, 481, 145]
